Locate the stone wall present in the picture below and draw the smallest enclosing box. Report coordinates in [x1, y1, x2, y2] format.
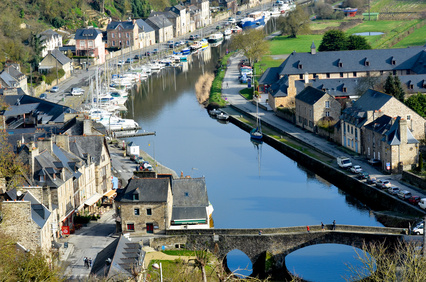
[118, 202, 169, 234]
[402, 170, 426, 191]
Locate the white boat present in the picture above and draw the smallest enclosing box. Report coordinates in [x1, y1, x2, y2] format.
[98, 116, 140, 131]
[217, 112, 229, 121]
[223, 29, 232, 36]
[87, 108, 113, 121]
[200, 39, 209, 48]
[190, 41, 202, 51]
[146, 62, 164, 70]
[208, 33, 224, 44]
[231, 25, 243, 33]
[238, 11, 266, 29]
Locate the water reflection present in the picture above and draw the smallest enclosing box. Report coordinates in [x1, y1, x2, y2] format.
[226, 249, 253, 278]
[286, 244, 372, 282]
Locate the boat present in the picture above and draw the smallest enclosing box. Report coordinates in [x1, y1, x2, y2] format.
[250, 84, 263, 140]
[223, 29, 232, 36]
[87, 108, 113, 121]
[216, 111, 229, 121]
[98, 116, 140, 131]
[178, 54, 188, 62]
[181, 47, 191, 55]
[190, 41, 202, 51]
[231, 25, 243, 33]
[200, 39, 209, 49]
[208, 33, 224, 44]
[209, 108, 221, 116]
[238, 11, 266, 29]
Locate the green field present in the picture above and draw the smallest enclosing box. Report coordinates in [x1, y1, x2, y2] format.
[269, 34, 324, 54]
[371, 0, 426, 13]
[392, 23, 426, 48]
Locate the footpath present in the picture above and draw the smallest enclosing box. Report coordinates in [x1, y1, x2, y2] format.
[220, 52, 426, 199]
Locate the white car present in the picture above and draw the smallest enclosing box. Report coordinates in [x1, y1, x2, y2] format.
[71, 87, 84, 96]
[350, 165, 363, 174]
[412, 222, 424, 235]
[228, 17, 236, 24]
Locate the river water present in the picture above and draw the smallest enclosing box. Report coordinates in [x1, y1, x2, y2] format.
[125, 40, 379, 281]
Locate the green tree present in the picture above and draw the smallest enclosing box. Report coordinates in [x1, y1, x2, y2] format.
[277, 5, 310, 38]
[419, 152, 424, 171]
[384, 74, 405, 102]
[405, 92, 426, 117]
[29, 32, 45, 69]
[318, 29, 347, 51]
[230, 29, 269, 66]
[347, 35, 371, 50]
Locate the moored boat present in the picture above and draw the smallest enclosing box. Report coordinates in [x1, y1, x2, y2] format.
[208, 33, 224, 44]
[238, 11, 266, 29]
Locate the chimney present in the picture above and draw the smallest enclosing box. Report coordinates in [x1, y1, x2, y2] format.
[83, 119, 92, 135]
[304, 72, 309, 84]
[61, 168, 66, 181]
[366, 110, 374, 122]
[29, 143, 39, 181]
[37, 137, 53, 153]
[399, 118, 407, 144]
[310, 41, 316, 55]
[55, 134, 70, 152]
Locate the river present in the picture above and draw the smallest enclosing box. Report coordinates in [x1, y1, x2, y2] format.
[124, 40, 379, 281]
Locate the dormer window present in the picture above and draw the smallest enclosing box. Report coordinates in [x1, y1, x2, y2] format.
[133, 193, 139, 201]
[298, 62, 303, 69]
[392, 59, 396, 65]
[338, 60, 343, 68]
[365, 59, 370, 66]
[39, 175, 45, 182]
[409, 83, 414, 89]
[343, 87, 347, 93]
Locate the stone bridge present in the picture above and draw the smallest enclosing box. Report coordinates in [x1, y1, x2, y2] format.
[151, 225, 405, 280]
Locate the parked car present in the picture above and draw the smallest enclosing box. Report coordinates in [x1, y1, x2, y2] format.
[71, 87, 84, 96]
[387, 186, 400, 195]
[357, 172, 369, 180]
[228, 17, 236, 24]
[350, 165, 363, 174]
[50, 86, 59, 92]
[39, 93, 48, 100]
[134, 54, 141, 60]
[337, 156, 352, 169]
[117, 60, 124, 66]
[366, 176, 377, 185]
[236, 11, 242, 15]
[152, 48, 159, 54]
[376, 180, 391, 189]
[125, 58, 134, 64]
[408, 195, 421, 205]
[397, 190, 412, 200]
[368, 159, 381, 166]
[419, 198, 426, 209]
[134, 156, 144, 164]
[144, 51, 151, 56]
[216, 25, 221, 30]
[412, 222, 424, 235]
[189, 35, 195, 40]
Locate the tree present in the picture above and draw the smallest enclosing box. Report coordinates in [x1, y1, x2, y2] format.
[419, 152, 424, 171]
[405, 92, 426, 117]
[384, 74, 405, 102]
[230, 29, 269, 66]
[314, 3, 336, 20]
[29, 32, 45, 69]
[277, 5, 310, 38]
[347, 35, 371, 50]
[346, 240, 426, 281]
[354, 75, 381, 96]
[318, 30, 347, 51]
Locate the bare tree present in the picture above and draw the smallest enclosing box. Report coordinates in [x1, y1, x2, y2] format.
[277, 6, 310, 38]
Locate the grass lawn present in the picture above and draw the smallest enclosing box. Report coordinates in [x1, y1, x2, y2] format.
[310, 20, 343, 31]
[371, 0, 426, 13]
[240, 87, 254, 100]
[269, 34, 324, 54]
[392, 22, 426, 48]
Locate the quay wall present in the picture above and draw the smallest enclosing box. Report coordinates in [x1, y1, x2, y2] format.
[227, 107, 426, 217]
[402, 170, 426, 191]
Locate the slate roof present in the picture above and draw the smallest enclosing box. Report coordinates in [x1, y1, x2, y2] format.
[172, 206, 207, 221]
[295, 78, 359, 98]
[3, 65, 25, 80]
[49, 49, 71, 65]
[295, 86, 327, 105]
[278, 46, 426, 77]
[39, 29, 61, 40]
[3, 103, 38, 116]
[135, 19, 154, 33]
[114, 178, 171, 203]
[91, 235, 145, 280]
[75, 28, 102, 40]
[258, 66, 281, 85]
[0, 71, 19, 88]
[383, 116, 419, 145]
[52, 144, 82, 179]
[172, 177, 209, 207]
[69, 135, 109, 165]
[33, 150, 72, 188]
[268, 75, 289, 98]
[364, 115, 393, 135]
[106, 21, 136, 31]
[145, 14, 173, 30]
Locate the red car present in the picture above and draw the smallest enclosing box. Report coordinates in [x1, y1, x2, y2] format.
[408, 195, 421, 205]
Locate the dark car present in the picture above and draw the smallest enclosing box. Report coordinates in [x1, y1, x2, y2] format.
[152, 48, 159, 54]
[39, 93, 48, 100]
[236, 11, 242, 15]
[144, 51, 151, 56]
[134, 54, 140, 60]
[366, 176, 377, 185]
[409, 196, 421, 205]
[368, 159, 381, 166]
[357, 172, 369, 180]
[189, 35, 195, 40]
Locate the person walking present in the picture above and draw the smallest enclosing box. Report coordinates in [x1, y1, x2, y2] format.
[321, 222, 325, 231]
[89, 258, 92, 268]
[332, 220, 336, 230]
[83, 257, 88, 268]
[306, 226, 310, 233]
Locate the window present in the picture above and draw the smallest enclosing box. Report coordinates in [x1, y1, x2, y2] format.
[393, 70, 397, 75]
[340, 72, 344, 78]
[407, 115, 411, 121]
[347, 138, 350, 147]
[353, 72, 357, 77]
[343, 87, 347, 93]
[147, 208, 152, 215]
[351, 127, 353, 135]
[380, 71, 384, 75]
[338, 62, 343, 68]
[347, 125, 349, 132]
[184, 192, 189, 197]
[326, 73, 330, 78]
[309, 109, 312, 118]
[112, 33, 115, 38]
[133, 193, 139, 201]
[309, 121, 313, 128]
[80, 41, 85, 47]
[409, 84, 414, 89]
[355, 128, 358, 139]
[299, 74, 303, 79]
[392, 59, 396, 65]
[407, 70, 411, 75]
[134, 208, 140, 215]
[368, 147, 370, 155]
[298, 63, 303, 69]
[119, 33, 121, 38]
[326, 111, 330, 117]
[127, 223, 134, 231]
[325, 101, 330, 108]
[126, 33, 129, 38]
[112, 41, 115, 46]
[365, 61, 370, 66]
[88, 41, 93, 47]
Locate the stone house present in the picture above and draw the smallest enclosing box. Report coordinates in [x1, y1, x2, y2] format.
[39, 49, 72, 78]
[170, 177, 213, 229]
[75, 28, 106, 64]
[0, 64, 28, 94]
[259, 43, 426, 111]
[114, 177, 173, 234]
[187, 5, 201, 30]
[363, 115, 419, 172]
[1, 189, 53, 254]
[136, 19, 156, 48]
[168, 4, 190, 36]
[106, 20, 139, 49]
[295, 86, 341, 133]
[39, 29, 63, 58]
[145, 14, 174, 44]
[341, 89, 425, 155]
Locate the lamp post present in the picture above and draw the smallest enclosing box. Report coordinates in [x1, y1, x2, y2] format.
[152, 263, 163, 282]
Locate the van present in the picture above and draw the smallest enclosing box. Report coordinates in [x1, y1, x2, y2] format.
[419, 198, 426, 209]
[412, 222, 424, 235]
[337, 156, 352, 169]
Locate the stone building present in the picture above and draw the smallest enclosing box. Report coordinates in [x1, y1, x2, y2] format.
[341, 89, 425, 157]
[39, 29, 63, 58]
[136, 19, 156, 48]
[1, 189, 53, 254]
[106, 20, 139, 49]
[259, 43, 426, 111]
[295, 86, 341, 133]
[75, 28, 106, 64]
[363, 116, 419, 172]
[38, 49, 72, 78]
[145, 14, 174, 43]
[114, 177, 173, 234]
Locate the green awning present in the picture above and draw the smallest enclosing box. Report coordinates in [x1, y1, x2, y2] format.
[172, 219, 207, 224]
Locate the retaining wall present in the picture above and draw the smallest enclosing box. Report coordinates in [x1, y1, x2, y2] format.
[402, 170, 426, 191]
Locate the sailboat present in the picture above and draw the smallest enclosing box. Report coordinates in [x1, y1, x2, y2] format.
[250, 76, 263, 140]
